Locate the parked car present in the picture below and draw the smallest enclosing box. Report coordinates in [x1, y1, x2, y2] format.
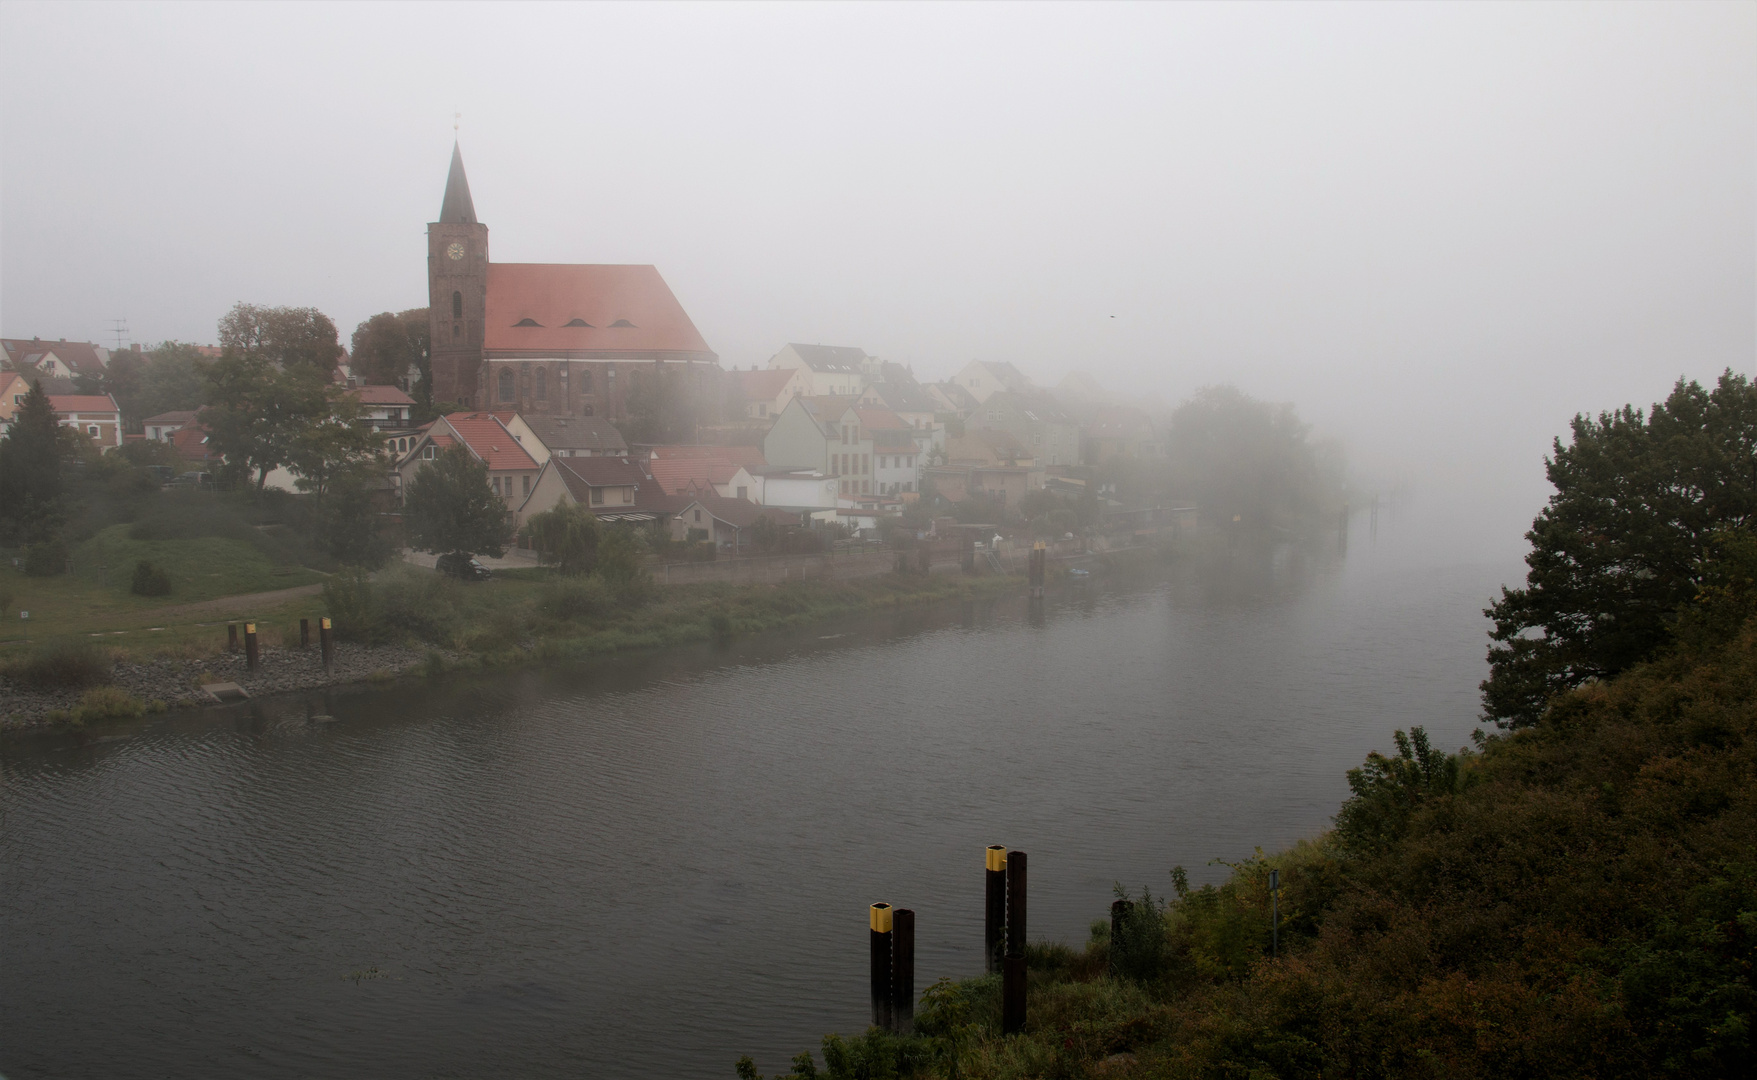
[435, 553, 493, 580]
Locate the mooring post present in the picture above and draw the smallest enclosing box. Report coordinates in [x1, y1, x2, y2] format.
[300, 618, 310, 648]
[319, 617, 334, 672]
[1270, 868, 1280, 958]
[892, 907, 915, 1033]
[870, 902, 893, 1031]
[1002, 850, 1028, 1034]
[244, 622, 259, 672]
[1110, 897, 1133, 975]
[985, 845, 1007, 973]
[227, 622, 238, 653]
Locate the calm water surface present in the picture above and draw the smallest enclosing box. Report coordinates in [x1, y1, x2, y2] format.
[2, 502, 1525, 1078]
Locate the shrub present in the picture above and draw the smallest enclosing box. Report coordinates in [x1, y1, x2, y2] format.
[130, 559, 173, 596]
[373, 565, 460, 644]
[4, 640, 113, 689]
[537, 576, 611, 620]
[708, 611, 734, 642]
[73, 687, 147, 724]
[321, 568, 376, 641]
[23, 538, 68, 576]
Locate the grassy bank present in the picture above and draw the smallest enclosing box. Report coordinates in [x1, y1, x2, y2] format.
[744, 615, 1757, 1080]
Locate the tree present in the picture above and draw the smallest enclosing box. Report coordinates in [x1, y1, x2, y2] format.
[523, 501, 602, 574]
[0, 381, 64, 544]
[1482, 371, 1757, 728]
[201, 354, 332, 490]
[218, 303, 343, 373]
[321, 468, 395, 569]
[403, 444, 508, 559]
[350, 308, 430, 389]
[135, 343, 212, 420]
[1162, 385, 1339, 532]
[284, 391, 385, 505]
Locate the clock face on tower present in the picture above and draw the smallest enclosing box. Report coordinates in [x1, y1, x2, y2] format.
[446, 242, 466, 261]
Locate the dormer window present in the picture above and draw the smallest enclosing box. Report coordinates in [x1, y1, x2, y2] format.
[513, 318, 542, 327]
[564, 318, 593, 328]
[609, 319, 635, 328]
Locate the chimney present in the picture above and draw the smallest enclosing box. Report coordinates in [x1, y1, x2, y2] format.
[131, 343, 142, 353]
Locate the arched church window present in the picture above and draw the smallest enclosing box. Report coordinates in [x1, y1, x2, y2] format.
[498, 370, 515, 402]
[451, 291, 463, 319]
[535, 368, 547, 399]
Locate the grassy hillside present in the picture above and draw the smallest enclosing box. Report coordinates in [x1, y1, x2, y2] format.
[748, 617, 1757, 1079]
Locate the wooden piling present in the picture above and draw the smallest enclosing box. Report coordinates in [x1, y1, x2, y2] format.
[892, 907, 915, 1032]
[227, 622, 238, 653]
[244, 623, 259, 672]
[300, 618, 310, 648]
[870, 902, 894, 1031]
[319, 617, 333, 672]
[1003, 850, 1028, 1034]
[985, 845, 1007, 973]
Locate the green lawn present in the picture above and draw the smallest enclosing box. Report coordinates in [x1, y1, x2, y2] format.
[72, 524, 324, 601]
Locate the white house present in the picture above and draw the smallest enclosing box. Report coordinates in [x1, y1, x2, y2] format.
[767, 343, 878, 398]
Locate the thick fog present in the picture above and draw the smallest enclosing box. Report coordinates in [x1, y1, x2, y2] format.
[3, 2, 1752, 546]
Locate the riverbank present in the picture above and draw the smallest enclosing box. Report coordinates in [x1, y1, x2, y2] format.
[0, 566, 1033, 728]
[746, 617, 1757, 1080]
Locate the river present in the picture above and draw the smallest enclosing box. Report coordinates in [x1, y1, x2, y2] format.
[1, 499, 1527, 1079]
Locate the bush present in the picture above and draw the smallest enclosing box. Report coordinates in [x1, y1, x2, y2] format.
[4, 640, 112, 689]
[373, 565, 460, 644]
[72, 686, 147, 724]
[130, 559, 172, 596]
[321, 568, 376, 641]
[537, 576, 611, 621]
[23, 538, 68, 576]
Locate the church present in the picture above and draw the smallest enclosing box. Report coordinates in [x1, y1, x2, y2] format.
[426, 143, 720, 416]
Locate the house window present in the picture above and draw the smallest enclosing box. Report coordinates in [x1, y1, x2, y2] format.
[736, 486, 748, 500]
[591, 486, 605, 505]
[862, 480, 870, 494]
[423, 445, 436, 459]
[88, 425, 99, 437]
[535, 368, 547, 399]
[452, 291, 463, 318]
[758, 404, 766, 417]
[622, 488, 632, 504]
[694, 509, 702, 523]
[498, 370, 515, 402]
[522, 475, 531, 495]
[841, 425, 849, 444]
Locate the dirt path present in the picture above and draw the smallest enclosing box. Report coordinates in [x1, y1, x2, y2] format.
[131, 583, 327, 622]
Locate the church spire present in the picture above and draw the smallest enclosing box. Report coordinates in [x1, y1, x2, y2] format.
[439, 141, 477, 224]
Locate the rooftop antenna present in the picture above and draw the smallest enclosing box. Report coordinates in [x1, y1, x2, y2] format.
[106, 318, 129, 350]
[454, 110, 461, 135]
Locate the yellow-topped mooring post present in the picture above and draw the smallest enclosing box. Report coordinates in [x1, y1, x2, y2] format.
[319, 617, 334, 672]
[244, 622, 259, 672]
[985, 845, 1007, 972]
[870, 902, 894, 1030]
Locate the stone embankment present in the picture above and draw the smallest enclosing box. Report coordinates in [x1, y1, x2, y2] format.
[0, 642, 438, 729]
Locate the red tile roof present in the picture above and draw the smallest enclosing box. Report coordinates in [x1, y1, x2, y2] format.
[347, 384, 416, 406]
[555, 455, 650, 488]
[2, 339, 107, 374]
[647, 449, 740, 495]
[731, 368, 798, 399]
[171, 425, 219, 464]
[143, 410, 199, 425]
[440, 412, 538, 472]
[483, 263, 716, 359]
[854, 406, 906, 431]
[684, 494, 802, 530]
[47, 395, 119, 413]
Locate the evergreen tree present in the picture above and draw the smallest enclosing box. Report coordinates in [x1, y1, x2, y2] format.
[0, 381, 65, 544]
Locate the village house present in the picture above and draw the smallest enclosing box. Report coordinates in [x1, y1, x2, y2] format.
[521, 414, 628, 459]
[967, 390, 1082, 467]
[515, 454, 673, 529]
[852, 407, 921, 495]
[859, 363, 942, 432]
[952, 359, 1033, 404]
[923, 380, 979, 421]
[1, 338, 110, 381]
[728, 367, 806, 420]
[761, 395, 875, 500]
[345, 384, 417, 431]
[48, 395, 123, 452]
[766, 343, 876, 398]
[397, 411, 539, 512]
[645, 446, 760, 502]
[669, 493, 801, 550]
[142, 410, 200, 442]
[485, 409, 550, 465]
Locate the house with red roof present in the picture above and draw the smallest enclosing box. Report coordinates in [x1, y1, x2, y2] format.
[669, 494, 803, 551]
[513, 453, 684, 530]
[728, 367, 806, 420]
[344, 384, 417, 431]
[1, 338, 110, 380]
[424, 142, 720, 420]
[644, 445, 760, 502]
[143, 410, 200, 442]
[170, 424, 222, 470]
[396, 411, 539, 512]
[48, 394, 123, 452]
[761, 395, 878, 503]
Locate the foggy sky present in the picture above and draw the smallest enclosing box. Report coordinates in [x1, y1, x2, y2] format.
[2, 2, 1752, 533]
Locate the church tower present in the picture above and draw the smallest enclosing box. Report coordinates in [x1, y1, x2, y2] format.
[427, 142, 489, 407]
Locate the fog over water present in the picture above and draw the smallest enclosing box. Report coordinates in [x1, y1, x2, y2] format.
[4, 2, 1753, 530]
